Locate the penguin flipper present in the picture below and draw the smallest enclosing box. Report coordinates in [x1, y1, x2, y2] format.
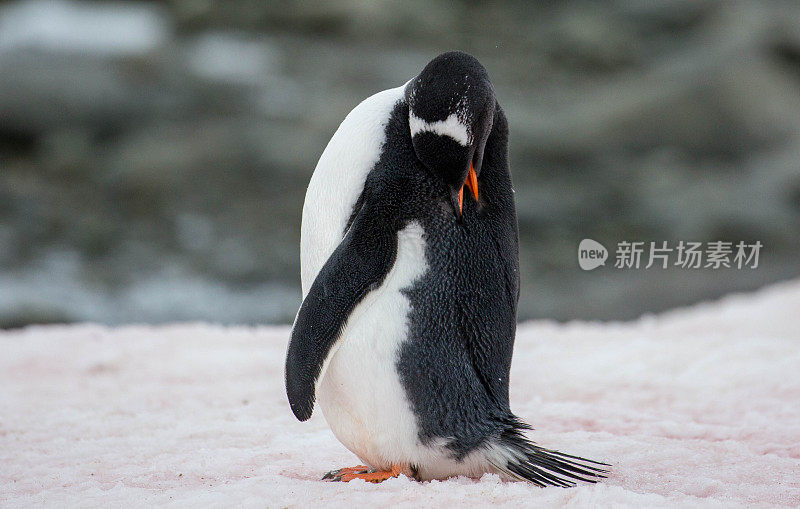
[285, 204, 396, 421]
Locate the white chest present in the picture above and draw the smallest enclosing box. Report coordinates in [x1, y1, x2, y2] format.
[316, 222, 429, 469]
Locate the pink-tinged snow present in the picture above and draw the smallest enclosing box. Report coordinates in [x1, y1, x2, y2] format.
[2, 281, 800, 508]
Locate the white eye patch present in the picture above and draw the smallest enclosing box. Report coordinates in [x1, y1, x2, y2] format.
[409, 112, 470, 147]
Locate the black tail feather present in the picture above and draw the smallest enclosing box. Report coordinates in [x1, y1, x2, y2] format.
[492, 418, 609, 487]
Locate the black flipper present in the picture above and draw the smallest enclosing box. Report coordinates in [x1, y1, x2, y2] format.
[285, 203, 397, 421]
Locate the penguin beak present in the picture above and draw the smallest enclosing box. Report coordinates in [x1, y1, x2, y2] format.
[453, 163, 480, 218]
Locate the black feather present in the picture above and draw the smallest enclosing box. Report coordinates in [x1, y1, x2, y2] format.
[491, 418, 609, 487]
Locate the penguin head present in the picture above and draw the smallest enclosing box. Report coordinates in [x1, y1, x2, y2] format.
[406, 51, 496, 219]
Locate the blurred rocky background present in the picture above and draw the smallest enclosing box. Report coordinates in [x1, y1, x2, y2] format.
[1, 0, 799, 327]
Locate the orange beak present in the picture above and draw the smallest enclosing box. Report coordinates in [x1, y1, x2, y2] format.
[457, 163, 480, 214]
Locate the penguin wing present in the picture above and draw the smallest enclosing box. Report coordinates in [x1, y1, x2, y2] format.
[285, 202, 396, 421]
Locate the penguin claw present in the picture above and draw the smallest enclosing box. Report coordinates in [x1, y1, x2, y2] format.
[332, 464, 406, 483]
[322, 465, 371, 481]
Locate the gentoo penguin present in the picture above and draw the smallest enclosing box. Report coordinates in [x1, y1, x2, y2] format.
[285, 51, 607, 485]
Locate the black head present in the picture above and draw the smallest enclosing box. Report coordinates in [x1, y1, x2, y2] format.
[406, 51, 496, 219]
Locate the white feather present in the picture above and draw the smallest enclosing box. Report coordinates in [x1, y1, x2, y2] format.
[409, 112, 471, 146]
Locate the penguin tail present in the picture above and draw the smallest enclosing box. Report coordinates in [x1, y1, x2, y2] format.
[488, 418, 609, 487]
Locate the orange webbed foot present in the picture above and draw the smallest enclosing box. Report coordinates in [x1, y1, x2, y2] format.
[322, 465, 370, 481]
[324, 464, 407, 483]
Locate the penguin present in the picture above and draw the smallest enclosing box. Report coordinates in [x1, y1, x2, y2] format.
[285, 51, 607, 485]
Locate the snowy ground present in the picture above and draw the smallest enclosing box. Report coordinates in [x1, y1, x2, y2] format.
[2, 281, 799, 508]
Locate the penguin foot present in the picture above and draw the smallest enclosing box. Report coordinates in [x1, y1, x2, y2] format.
[322, 465, 370, 481]
[324, 464, 406, 483]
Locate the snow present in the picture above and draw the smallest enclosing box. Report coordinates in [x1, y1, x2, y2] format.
[2, 280, 799, 508]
